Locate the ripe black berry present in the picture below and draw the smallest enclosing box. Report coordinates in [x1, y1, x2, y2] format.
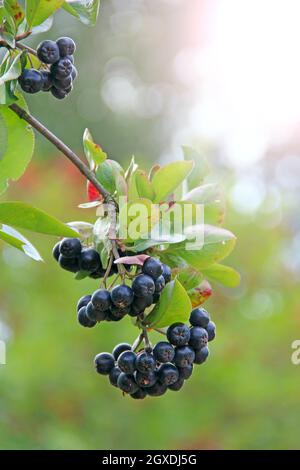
[108, 305, 130, 321]
[167, 323, 190, 346]
[52, 241, 60, 261]
[77, 306, 96, 328]
[174, 346, 195, 368]
[194, 346, 209, 364]
[111, 284, 134, 308]
[77, 294, 92, 311]
[147, 381, 167, 397]
[132, 274, 155, 297]
[109, 366, 122, 387]
[153, 293, 160, 303]
[89, 266, 106, 279]
[18, 69, 43, 94]
[161, 264, 171, 283]
[56, 37, 76, 56]
[130, 388, 147, 399]
[91, 289, 111, 311]
[58, 255, 79, 272]
[60, 238, 82, 258]
[51, 58, 73, 79]
[112, 343, 132, 360]
[71, 66, 78, 81]
[157, 363, 179, 386]
[79, 248, 101, 273]
[86, 301, 107, 322]
[154, 275, 165, 293]
[142, 257, 163, 279]
[37, 40, 60, 64]
[178, 364, 193, 380]
[153, 342, 175, 363]
[117, 373, 139, 394]
[136, 352, 156, 373]
[189, 327, 208, 350]
[50, 87, 67, 100]
[134, 370, 157, 388]
[53, 75, 72, 90]
[41, 71, 53, 91]
[94, 352, 115, 375]
[130, 295, 153, 316]
[117, 350, 137, 374]
[168, 378, 185, 391]
[190, 307, 210, 328]
[206, 321, 216, 342]
[65, 54, 74, 64]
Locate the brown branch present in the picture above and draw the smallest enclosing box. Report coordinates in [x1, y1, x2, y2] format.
[16, 42, 37, 57]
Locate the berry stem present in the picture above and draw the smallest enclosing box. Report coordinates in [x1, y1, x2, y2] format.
[100, 252, 114, 288]
[16, 42, 37, 57]
[132, 332, 144, 352]
[153, 328, 167, 336]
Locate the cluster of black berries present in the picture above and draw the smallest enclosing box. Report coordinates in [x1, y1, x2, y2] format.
[76, 257, 172, 325]
[53, 238, 104, 277]
[18, 37, 77, 99]
[94, 307, 216, 399]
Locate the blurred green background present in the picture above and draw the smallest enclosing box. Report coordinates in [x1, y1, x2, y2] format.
[1, 0, 300, 450]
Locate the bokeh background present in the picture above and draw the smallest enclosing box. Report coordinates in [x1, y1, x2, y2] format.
[1, 0, 300, 449]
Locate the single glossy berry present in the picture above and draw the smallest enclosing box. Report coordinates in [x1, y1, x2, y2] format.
[111, 285, 134, 308]
[89, 266, 106, 279]
[117, 350, 137, 374]
[117, 373, 139, 394]
[86, 301, 107, 322]
[168, 378, 185, 391]
[178, 364, 193, 380]
[147, 381, 167, 397]
[153, 342, 175, 363]
[142, 257, 163, 279]
[194, 346, 209, 365]
[79, 248, 101, 273]
[130, 388, 147, 399]
[71, 65, 78, 81]
[109, 366, 122, 387]
[132, 274, 155, 297]
[136, 352, 156, 373]
[134, 370, 157, 388]
[94, 352, 115, 375]
[189, 326, 208, 350]
[18, 69, 43, 94]
[58, 255, 79, 272]
[65, 54, 74, 64]
[130, 295, 153, 316]
[60, 238, 82, 258]
[153, 293, 160, 303]
[51, 58, 73, 79]
[51, 87, 67, 100]
[157, 363, 179, 386]
[37, 40, 60, 64]
[174, 346, 195, 368]
[52, 242, 61, 261]
[65, 84, 73, 94]
[41, 71, 53, 91]
[108, 306, 129, 321]
[167, 323, 190, 346]
[56, 37, 76, 56]
[77, 294, 92, 311]
[91, 289, 111, 311]
[190, 307, 210, 328]
[53, 75, 72, 90]
[161, 264, 171, 283]
[112, 343, 132, 360]
[206, 321, 216, 342]
[154, 275, 165, 293]
[77, 306, 96, 328]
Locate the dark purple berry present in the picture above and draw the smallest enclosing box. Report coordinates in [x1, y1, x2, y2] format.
[86, 301, 107, 322]
[157, 363, 179, 386]
[59, 238, 81, 258]
[178, 364, 193, 380]
[51, 58, 73, 79]
[206, 321, 216, 342]
[194, 346, 209, 364]
[91, 289, 111, 311]
[79, 248, 101, 273]
[52, 242, 60, 261]
[167, 323, 190, 346]
[168, 378, 185, 391]
[53, 75, 72, 90]
[56, 37, 76, 56]
[117, 373, 139, 394]
[112, 343, 132, 360]
[132, 274, 155, 297]
[134, 370, 157, 388]
[51, 87, 67, 100]
[77, 306, 96, 328]
[37, 40, 60, 64]
[189, 326, 208, 350]
[94, 352, 115, 375]
[147, 381, 167, 397]
[41, 71, 53, 91]
[161, 264, 171, 283]
[18, 69, 43, 94]
[117, 351, 137, 374]
[174, 346, 195, 368]
[109, 367, 121, 387]
[153, 342, 175, 363]
[190, 307, 210, 328]
[77, 294, 92, 311]
[142, 257, 163, 279]
[154, 275, 165, 293]
[136, 352, 156, 373]
[130, 388, 147, 399]
[111, 285, 134, 308]
[58, 255, 79, 272]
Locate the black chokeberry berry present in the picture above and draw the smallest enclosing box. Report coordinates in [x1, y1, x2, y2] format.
[52, 241, 60, 261]
[112, 343, 132, 360]
[135, 352, 156, 373]
[134, 370, 157, 388]
[37, 40, 60, 64]
[178, 364, 193, 380]
[167, 323, 190, 346]
[71, 65, 78, 81]
[154, 275, 165, 293]
[78, 306, 96, 328]
[153, 342, 175, 363]
[56, 37, 76, 56]
[161, 264, 171, 283]
[157, 363, 179, 386]
[86, 301, 107, 322]
[130, 295, 153, 316]
[188, 326, 208, 350]
[50, 87, 67, 100]
[153, 293, 160, 303]
[94, 352, 115, 375]
[111, 285, 134, 308]
[77, 294, 92, 311]
[206, 321, 216, 342]
[117, 373, 139, 394]
[65, 54, 74, 64]
[168, 378, 185, 391]
[174, 346, 195, 368]
[130, 388, 147, 399]
[147, 381, 167, 397]
[108, 305, 130, 321]
[91, 289, 111, 311]
[41, 71, 53, 91]
[132, 274, 155, 297]
[59, 238, 82, 258]
[190, 307, 210, 328]
[117, 350, 137, 374]
[58, 255, 79, 272]
[18, 69, 43, 94]
[89, 266, 106, 279]
[142, 257, 163, 279]
[109, 366, 122, 387]
[79, 248, 101, 273]
[53, 75, 72, 90]
[51, 58, 73, 79]
[194, 346, 209, 364]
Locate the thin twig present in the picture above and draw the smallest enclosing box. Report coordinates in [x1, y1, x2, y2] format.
[107, 273, 120, 290]
[132, 332, 144, 352]
[153, 328, 167, 336]
[100, 252, 114, 288]
[16, 42, 37, 57]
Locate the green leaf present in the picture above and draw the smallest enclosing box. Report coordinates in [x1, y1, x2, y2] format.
[127, 167, 139, 201]
[135, 169, 155, 200]
[119, 198, 159, 242]
[0, 202, 79, 237]
[4, 1, 25, 28]
[152, 160, 194, 203]
[83, 128, 107, 169]
[31, 16, 53, 34]
[0, 94, 35, 193]
[183, 146, 210, 190]
[95, 159, 124, 195]
[133, 232, 185, 253]
[25, 0, 64, 27]
[0, 223, 42, 260]
[174, 266, 203, 291]
[182, 183, 225, 226]
[62, 0, 100, 26]
[202, 263, 241, 288]
[188, 279, 212, 308]
[74, 270, 89, 280]
[0, 51, 22, 86]
[144, 279, 191, 328]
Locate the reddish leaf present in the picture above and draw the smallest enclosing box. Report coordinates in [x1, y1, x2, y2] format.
[114, 254, 150, 265]
[188, 280, 212, 307]
[87, 181, 103, 202]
